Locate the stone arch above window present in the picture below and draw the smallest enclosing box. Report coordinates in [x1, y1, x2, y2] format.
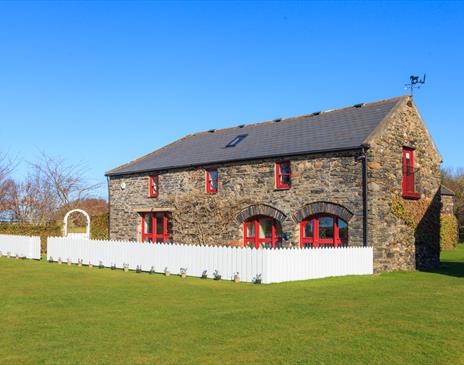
[291, 202, 353, 223]
[236, 204, 287, 224]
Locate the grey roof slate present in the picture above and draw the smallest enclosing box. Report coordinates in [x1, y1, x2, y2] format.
[441, 185, 456, 196]
[107, 97, 402, 176]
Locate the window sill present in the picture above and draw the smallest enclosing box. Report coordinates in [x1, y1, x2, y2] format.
[402, 192, 421, 200]
[274, 187, 290, 191]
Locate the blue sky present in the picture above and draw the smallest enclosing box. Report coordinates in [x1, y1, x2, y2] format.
[0, 1, 463, 198]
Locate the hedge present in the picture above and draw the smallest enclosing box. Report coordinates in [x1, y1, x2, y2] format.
[0, 223, 62, 254]
[90, 213, 109, 240]
[440, 215, 459, 250]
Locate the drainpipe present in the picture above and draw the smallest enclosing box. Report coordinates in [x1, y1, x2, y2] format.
[359, 144, 370, 247]
[106, 176, 111, 240]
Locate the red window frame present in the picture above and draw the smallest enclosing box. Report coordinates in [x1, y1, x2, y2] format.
[205, 168, 218, 193]
[275, 161, 291, 189]
[244, 216, 281, 249]
[402, 148, 420, 199]
[299, 214, 348, 248]
[148, 175, 159, 198]
[141, 212, 172, 243]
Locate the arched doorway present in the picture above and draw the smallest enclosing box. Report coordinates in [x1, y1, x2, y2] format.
[63, 209, 90, 239]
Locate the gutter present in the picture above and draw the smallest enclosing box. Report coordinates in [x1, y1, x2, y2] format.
[107, 176, 111, 240]
[357, 144, 370, 247]
[106, 146, 364, 177]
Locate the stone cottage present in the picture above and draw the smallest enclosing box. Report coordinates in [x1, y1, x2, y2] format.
[106, 95, 444, 273]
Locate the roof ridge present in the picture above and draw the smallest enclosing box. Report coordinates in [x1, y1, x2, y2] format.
[191, 96, 404, 137]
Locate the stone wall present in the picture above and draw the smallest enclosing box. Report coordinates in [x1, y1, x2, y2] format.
[109, 150, 365, 247]
[441, 195, 455, 215]
[366, 97, 442, 272]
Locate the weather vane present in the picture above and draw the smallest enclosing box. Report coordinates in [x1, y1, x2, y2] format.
[405, 74, 426, 96]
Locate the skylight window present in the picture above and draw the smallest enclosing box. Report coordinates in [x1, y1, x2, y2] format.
[226, 134, 247, 148]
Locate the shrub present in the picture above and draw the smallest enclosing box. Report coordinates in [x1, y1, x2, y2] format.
[0, 223, 61, 254]
[90, 213, 109, 240]
[440, 215, 459, 250]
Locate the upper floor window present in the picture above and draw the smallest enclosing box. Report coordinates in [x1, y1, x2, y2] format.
[275, 161, 291, 189]
[149, 175, 159, 197]
[402, 148, 420, 199]
[206, 169, 218, 193]
[142, 212, 172, 243]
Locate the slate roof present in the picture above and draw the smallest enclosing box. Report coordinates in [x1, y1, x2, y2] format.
[107, 96, 404, 176]
[441, 185, 456, 196]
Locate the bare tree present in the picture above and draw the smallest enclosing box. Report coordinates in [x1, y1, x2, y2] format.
[11, 153, 102, 224]
[0, 152, 16, 211]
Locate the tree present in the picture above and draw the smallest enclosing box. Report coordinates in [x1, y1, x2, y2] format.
[11, 153, 102, 224]
[441, 167, 464, 230]
[0, 152, 16, 212]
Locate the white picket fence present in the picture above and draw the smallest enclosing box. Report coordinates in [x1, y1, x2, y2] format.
[0, 234, 41, 260]
[47, 237, 373, 283]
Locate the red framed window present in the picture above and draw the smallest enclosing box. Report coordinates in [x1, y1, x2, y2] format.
[148, 175, 159, 197]
[206, 169, 218, 193]
[141, 212, 172, 243]
[244, 216, 283, 249]
[300, 214, 348, 248]
[402, 148, 420, 199]
[275, 161, 291, 189]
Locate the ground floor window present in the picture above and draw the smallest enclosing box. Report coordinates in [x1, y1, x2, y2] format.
[141, 212, 172, 243]
[244, 216, 283, 249]
[300, 214, 348, 248]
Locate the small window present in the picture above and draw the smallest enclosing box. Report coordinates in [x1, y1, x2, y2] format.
[226, 134, 247, 147]
[275, 161, 291, 189]
[149, 175, 159, 197]
[206, 169, 218, 193]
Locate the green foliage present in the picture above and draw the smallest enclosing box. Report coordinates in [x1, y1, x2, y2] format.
[0, 223, 61, 254]
[440, 214, 459, 250]
[0, 246, 464, 364]
[390, 196, 416, 228]
[90, 213, 109, 240]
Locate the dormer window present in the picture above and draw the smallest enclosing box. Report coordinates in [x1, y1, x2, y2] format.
[149, 175, 159, 197]
[275, 161, 291, 189]
[226, 134, 247, 147]
[402, 148, 420, 199]
[206, 169, 218, 193]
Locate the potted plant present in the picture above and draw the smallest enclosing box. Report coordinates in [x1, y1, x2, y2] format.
[213, 270, 221, 281]
[136, 265, 142, 273]
[201, 270, 208, 279]
[67, 258, 72, 266]
[99, 261, 104, 269]
[254, 274, 262, 284]
[78, 259, 83, 267]
[149, 266, 155, 275]
[89, 261, 93, 268]
[180, 268, 187, 279]
[123, 263, 129, 272]
[233, 272, 240, 283]
[164, 267, 171, 276]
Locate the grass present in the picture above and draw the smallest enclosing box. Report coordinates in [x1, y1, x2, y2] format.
[1, 246, 464, 365]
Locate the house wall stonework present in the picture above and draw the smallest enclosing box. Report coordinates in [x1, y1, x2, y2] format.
[109, 150, 365, 248]
[366, 98, 442, 272]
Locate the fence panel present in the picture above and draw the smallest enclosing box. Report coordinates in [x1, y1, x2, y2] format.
[46, 237, 373, 283]
[0, 234, 41, 260]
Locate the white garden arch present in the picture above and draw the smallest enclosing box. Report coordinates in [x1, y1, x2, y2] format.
[64, 209, 90, 239]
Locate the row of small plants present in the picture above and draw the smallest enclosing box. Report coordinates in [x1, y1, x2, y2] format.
[47, 256, 263, 284]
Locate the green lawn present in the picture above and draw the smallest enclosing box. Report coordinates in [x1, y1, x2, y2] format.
[1, 247, 463, 365]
